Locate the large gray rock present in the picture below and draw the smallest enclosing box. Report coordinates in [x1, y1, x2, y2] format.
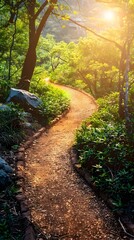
[6, 88, 44, 122]
[6, 88, 42, 109]
[0, 157, 13, 173]
[0, 157, 13, 189]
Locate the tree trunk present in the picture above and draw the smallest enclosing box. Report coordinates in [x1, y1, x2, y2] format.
[17, 0, 58, 91]
[17, 44, 36, 90]
[124, 41, 131, 134]
[118, 43, 126, 119]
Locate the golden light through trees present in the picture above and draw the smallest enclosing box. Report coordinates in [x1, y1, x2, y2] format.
[103, 9, 115, 21]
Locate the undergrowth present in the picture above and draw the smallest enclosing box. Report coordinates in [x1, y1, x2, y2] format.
[75, 92, 134, 214]
[0, 82, 70, 148]
[0, 103, 25, 148]
[30, 80, 70, 124]
[0, 184, 23, 240]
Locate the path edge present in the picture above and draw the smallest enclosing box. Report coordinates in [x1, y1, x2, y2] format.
[52, 83, 98, 109]
[15, 108, 70, 240]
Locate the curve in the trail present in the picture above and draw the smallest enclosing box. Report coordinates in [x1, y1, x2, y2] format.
[25, 85, 122, 240]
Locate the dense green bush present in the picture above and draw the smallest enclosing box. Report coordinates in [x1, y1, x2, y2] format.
[0, 184, 23, 240]
[0, 104, 24, 147]
[89, 92, 120, 127]
[30, 80, 70, 124]
[0, 79, 10, 102]
[76, 123, 133, 168]
[75, 92, 134, 211]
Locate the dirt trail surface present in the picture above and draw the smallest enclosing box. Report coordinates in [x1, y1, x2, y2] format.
[25, 85, 123, 240]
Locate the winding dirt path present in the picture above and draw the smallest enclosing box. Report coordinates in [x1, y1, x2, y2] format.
[25, 85, 123, 240]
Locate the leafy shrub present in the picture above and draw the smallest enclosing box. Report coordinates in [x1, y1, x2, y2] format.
[75, 92, 134, 210]
[0, 184, 23, 240]
[75, 123, 133, 168]
[130, 84, 134, 117]
[0, 103, 24, 147]
[92, 164, 134, 208]
[0, 79, 10, 102]
[30, 80, 70, 124]
[89, 92, 120, 127]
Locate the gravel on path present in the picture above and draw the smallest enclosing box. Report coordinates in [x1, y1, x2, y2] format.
[25, 85, 125, 240]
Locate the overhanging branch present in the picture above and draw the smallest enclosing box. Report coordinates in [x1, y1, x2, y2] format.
[52, 12, 123, 51]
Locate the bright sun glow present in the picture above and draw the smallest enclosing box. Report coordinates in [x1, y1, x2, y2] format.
[103, 10, 115, 21]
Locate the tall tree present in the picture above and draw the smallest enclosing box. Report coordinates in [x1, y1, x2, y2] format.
[17, 0, 58, 90]
[1, 0, 60, 90]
